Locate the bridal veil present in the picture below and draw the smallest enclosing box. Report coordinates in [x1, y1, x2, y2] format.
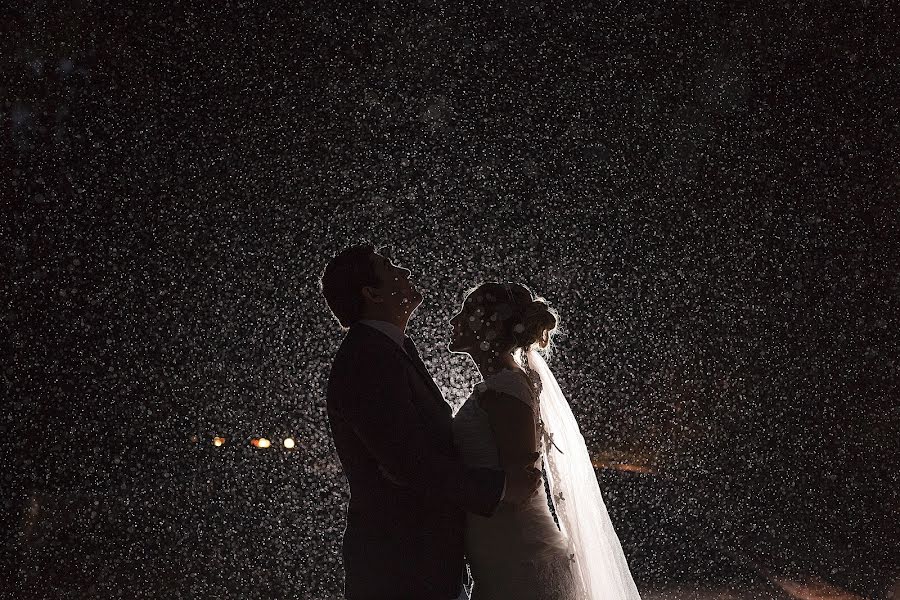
[526, 348, 642, 600]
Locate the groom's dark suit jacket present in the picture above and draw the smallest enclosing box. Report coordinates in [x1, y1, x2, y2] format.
[326, 322, 505, 600]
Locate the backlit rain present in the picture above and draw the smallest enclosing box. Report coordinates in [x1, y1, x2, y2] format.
[5, 2, 898, 599]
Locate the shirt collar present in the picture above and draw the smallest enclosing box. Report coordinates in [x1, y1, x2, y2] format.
[358, 319, 407, 350]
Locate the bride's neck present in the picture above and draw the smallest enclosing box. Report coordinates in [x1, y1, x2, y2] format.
[472, 351, 520, 381]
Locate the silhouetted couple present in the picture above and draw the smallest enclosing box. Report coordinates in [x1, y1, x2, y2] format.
[321, 243, 641, 600]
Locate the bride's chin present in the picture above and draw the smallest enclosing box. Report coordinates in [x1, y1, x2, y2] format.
[447, 341, 466, 353]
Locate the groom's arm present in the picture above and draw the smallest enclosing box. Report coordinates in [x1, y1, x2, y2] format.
[341, 352, 504, 517]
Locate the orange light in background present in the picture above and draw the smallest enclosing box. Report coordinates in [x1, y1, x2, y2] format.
[212, 436, 226, 447]
[608, 463, 654, 474]
[257, 438, 271, 449]
[283, 437, 295, 449]
[771, 576, 866, 600]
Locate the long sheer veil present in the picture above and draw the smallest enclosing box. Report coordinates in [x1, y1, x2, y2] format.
[525, 348, 643, 600]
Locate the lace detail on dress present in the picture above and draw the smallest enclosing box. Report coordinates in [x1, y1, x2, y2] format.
[460, 368, 578, 600]
[527, 552, 578, 600]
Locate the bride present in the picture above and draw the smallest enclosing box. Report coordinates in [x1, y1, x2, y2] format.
[449, 282, 642, 600]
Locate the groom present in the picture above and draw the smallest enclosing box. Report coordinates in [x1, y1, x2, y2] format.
[320, 243, 540, 600]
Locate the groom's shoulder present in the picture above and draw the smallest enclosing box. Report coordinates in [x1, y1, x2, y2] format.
[328, 328, 369, 391]
[336, 322, 375, 353]
[332, 326, 362, 366]
[333, 323, 396, 365]
[328, 326, 407, 395]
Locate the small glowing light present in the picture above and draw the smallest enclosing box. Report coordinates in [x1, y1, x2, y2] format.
[283, 437, 295, 449]
[257, 438, 271, 449]
[212, 436, 225, 447]
[250, 438, 259, 447]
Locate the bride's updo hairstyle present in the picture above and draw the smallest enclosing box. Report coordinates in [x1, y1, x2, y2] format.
[466, 282, 560, 359]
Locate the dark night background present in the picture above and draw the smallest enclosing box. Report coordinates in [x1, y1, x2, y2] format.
[4, 1, 899, 598]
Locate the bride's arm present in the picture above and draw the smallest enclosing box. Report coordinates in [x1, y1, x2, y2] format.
[479, 390, 538, 473]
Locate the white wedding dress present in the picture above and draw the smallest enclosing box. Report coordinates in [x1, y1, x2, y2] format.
[453, 368, 576, 600]
[453, 351, 643, 600]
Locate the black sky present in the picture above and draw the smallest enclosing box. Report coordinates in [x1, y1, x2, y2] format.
[5, 1, 899, 596]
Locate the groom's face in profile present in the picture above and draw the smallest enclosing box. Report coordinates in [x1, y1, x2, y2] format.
[364, 252, 423, 320]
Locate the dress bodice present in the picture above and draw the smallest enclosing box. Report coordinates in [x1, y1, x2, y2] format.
[452, 369, 576, 599]
[452, 368, 538, 470]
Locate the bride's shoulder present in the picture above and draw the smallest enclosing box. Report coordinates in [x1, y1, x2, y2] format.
[476, 369, 536, 408]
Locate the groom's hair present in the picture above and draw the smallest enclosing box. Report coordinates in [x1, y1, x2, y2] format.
[319, 242, 382, 329]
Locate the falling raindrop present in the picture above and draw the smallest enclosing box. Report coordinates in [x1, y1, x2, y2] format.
[7, 3, 895, 598]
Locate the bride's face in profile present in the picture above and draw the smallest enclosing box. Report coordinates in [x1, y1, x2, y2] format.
[447, 293, 481, 354]
[449, 289, 505, 355]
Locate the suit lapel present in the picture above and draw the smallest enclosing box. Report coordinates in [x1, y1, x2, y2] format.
[350, 324, 450, 417]
[403, 337, 450, 412]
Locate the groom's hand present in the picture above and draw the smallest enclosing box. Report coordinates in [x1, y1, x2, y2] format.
[503, 456, 542, 504]
[378, 464, 407, 487]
